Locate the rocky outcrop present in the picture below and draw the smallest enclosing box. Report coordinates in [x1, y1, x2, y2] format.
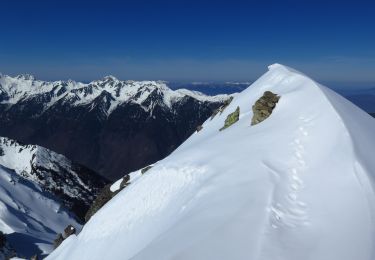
[85, 175, 130, 222]
[85, 165, 156, 222]
[84, 184, 114, 222]
[251, 91, 280, 125]
[141, 165, 153, 174]
[64, 225, 76, 237]
[53, 225, 77, 249]
[220, 106, 240, 131]
[211, 96, 234, 120]
[53, 234, 64, 249]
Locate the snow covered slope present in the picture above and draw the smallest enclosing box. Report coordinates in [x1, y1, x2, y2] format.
[0, 137, 108, 221]
[47, 64, 375, 260]
[0, 165, 80, 258]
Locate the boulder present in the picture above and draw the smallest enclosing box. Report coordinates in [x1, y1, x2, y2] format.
[251, 91, 280, 125]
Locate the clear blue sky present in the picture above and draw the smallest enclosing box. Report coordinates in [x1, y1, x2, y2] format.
[0, 0, 374, 85]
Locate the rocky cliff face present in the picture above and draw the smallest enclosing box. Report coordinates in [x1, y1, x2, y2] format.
[0, 74, 230, 180]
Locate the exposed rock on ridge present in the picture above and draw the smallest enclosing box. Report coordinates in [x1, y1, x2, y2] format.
[251, 91, 280, 125]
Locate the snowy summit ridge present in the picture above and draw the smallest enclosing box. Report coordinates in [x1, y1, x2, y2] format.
[48, 64, 375, 260]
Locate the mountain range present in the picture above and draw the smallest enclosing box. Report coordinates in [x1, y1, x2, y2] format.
[0, 74, 229, 180]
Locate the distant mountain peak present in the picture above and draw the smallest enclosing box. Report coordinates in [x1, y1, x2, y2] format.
[15, 73, 36, 81]
[102, 75, 119, 82]
[0, 73, 230, 117]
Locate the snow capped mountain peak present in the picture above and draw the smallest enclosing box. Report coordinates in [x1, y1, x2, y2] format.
[48, 64, 375, 260]
[15, 73, 36, 81]
[102, 75, 118, 81]
[0, 73, 229, 117]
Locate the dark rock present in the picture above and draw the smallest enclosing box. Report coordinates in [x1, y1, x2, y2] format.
[85, 173, 133, 222]
[63, 225, 76, 238]
[54, 225, 77, 249]
[220, 106, 240, 131]
[196, 125, 203, 132]
[211, 96, 234, 120]
[141, 165, 153, 174]
[53, 233, 64, 249]
[251, 91, 280, 125]
[84, 184, 114, 222]
[119, 174, 130, 189]
[0, 232, 5, 248]
[0, 231, 17, 259]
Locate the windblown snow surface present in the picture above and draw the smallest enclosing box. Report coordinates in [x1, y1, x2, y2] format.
[48, 64, 375, 260]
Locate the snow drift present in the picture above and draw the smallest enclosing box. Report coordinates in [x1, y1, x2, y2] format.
[48, 64, 375, 260]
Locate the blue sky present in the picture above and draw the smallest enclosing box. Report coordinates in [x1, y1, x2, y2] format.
[0, 0, 374, 85]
